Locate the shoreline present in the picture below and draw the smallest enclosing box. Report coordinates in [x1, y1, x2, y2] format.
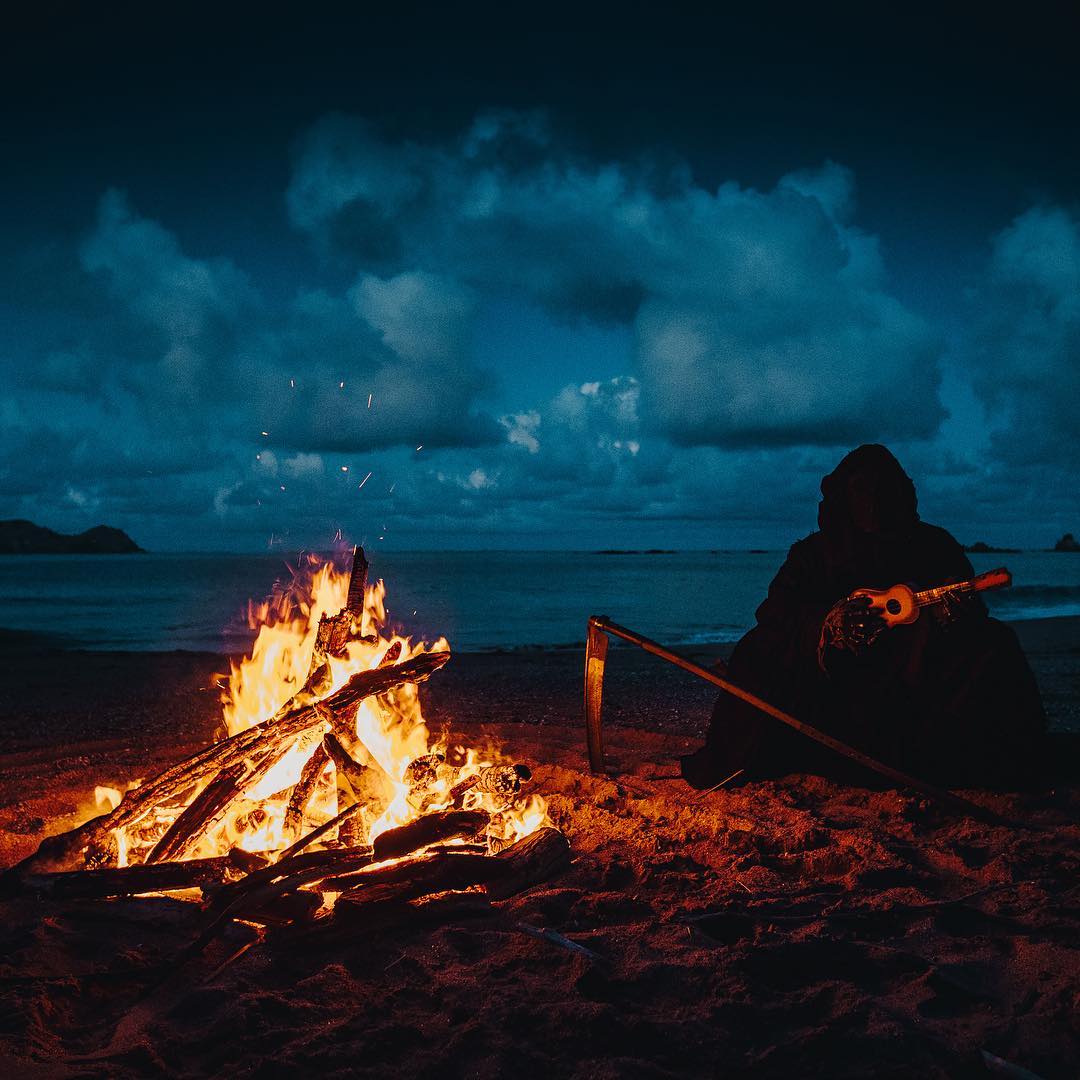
[3, 611, 1078, 656]
[1, 615, 1076, 766]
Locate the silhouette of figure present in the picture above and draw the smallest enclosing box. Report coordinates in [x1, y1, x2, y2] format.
[681, 445, 1047, 789]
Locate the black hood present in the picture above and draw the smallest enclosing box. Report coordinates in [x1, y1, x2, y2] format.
[818, 444, 918, 537]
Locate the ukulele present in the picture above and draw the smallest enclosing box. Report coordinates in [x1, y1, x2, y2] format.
[851, 567, 1012, 628]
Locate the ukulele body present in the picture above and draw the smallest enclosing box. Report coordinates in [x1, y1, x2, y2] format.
[850, 583, 919, 628]
[848, 568, 1010, 633]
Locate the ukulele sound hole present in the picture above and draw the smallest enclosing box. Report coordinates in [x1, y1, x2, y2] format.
[885, 598, 902, 615]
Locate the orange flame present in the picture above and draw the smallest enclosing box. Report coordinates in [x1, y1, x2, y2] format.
[111, 552, 547, 867]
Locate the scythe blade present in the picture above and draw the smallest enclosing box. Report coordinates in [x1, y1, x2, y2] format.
[584, 616, 609, 774]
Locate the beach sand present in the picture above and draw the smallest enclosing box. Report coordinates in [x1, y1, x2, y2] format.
[1, 618, 1078, 1077]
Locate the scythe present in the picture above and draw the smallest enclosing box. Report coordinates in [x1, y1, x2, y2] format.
[582, 614, 1014, 826]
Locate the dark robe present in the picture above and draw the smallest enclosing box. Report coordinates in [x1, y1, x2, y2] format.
[683, 445, 1047, 789]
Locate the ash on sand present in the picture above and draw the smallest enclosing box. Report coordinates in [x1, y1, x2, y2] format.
[1, 626, 1079, 1079]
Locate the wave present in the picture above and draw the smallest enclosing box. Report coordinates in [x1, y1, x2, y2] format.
[986, 585, 1080, 622]
[988, 584, 1080, 614]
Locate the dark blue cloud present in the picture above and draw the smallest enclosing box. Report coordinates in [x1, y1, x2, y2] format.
[0, 112, 1076, 550]
[289, 116, 946, 448]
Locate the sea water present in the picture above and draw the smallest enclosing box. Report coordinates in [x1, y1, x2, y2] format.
[0, 549, 1078, 654]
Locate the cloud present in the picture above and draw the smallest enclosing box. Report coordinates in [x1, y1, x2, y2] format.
[288, 114, 945, 448]
[969, 205, 1080, 464]
[4, 110, 1073, 550]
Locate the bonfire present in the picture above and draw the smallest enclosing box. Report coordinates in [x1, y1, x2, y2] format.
[8, 548, 568, 938]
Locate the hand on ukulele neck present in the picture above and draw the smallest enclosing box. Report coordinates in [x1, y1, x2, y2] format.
[926, 587, 984, 629]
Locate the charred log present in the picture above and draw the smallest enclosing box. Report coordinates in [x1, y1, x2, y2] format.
[12, 851, 266, 900]
[232, 888, 323, 927]
[331, 831, 572, 921]
[332, 851, 502, 922]
[323, 733, 393, 844]
[371, 809, 490, 863]
[379, 641, 403, 666]
[450, 764, 531, 808]
[475, 763, 532, 796]
[147, 764, 251, 864]
[311, 546, 372, 670]
[283, 743, 330, 838]
[486, 827, 571, 901]
[403, 753, 446, 811]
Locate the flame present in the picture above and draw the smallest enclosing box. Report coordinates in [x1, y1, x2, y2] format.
[108, 552, 547, 870]
[95, 785, 122, 812]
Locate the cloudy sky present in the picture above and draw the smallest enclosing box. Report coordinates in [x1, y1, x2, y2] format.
[2, 4, 1078, 551]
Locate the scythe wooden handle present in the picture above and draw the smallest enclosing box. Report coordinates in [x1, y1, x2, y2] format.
[584, 617, 609, 773]
[585, 615, 1017, 827]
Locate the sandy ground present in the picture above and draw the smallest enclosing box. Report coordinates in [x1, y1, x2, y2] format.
[1, 617, 1078, 1077]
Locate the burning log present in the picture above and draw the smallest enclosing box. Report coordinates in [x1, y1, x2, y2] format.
[328, 827, 569, 902]
[147, 763, 251, 864]
[293, 547, 373, 750]
[280, 804, 363, 860]
[372, 809, 490, 863]
[12, 649, 450, 876]
[451, 763, 533, 807]
[12, 851, 266, 900]
[403, 752, 446, 812]
[332, 851, 502, 923]
[332, 827, 572, 922]
[188, 843, 377, 951]
[323, 733, 393, 844]
[283, 742, 330, 839]
[137, 651, 446, 833]
[311, 546, 372, 666]
[270, 659, 333, 722]
[207, 844, 375, 912]
[379, 641, 403, 666]
[203, 813, 492, 934]
[199, 826, 570, 950]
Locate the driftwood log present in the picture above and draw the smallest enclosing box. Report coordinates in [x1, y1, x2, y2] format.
[147, 763, 251, 864]
[332, 827, 572, 923]
[372, 809, 490, 863]
[195, 812, 495, 950]
[324, 733, 393, 844]
[332, 852, 501, 923]
[10, 650, 450, 877]
[487, 827, 571, 900]
[10, 850, 267, 900]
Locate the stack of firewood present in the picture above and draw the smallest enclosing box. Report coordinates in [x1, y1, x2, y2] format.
[2, 548, 570, 943]
[8, 811, 571, 941]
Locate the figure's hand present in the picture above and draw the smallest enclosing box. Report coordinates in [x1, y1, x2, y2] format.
[927, 589, 982, 629]
[821, 595, 887, 655]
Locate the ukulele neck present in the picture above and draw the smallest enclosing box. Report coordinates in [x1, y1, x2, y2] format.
[911, 567, 1011, 608]
[913, 582, 970, 607]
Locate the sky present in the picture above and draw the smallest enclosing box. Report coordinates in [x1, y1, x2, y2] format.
[2, 3, 1078, 552]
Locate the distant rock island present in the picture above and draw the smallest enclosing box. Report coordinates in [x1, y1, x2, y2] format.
[963, 541, 1020, 554]
[1054, 533, 1080, 553]
[0, 520, 144, 554]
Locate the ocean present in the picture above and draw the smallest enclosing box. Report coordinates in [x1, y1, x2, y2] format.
[1, 549, 1078, 654]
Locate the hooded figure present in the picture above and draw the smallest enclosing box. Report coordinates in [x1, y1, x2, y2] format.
[681, 445, 1046, 789]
